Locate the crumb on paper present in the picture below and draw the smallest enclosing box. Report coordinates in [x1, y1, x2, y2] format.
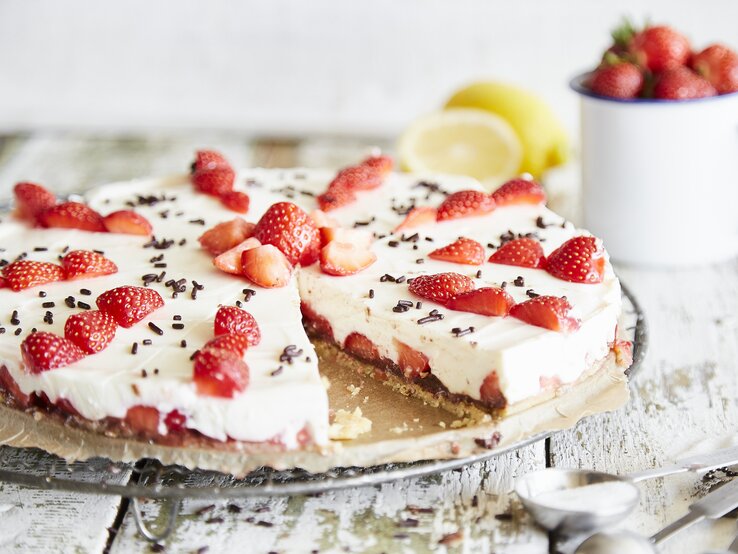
[347, 384, 361, 397]
[389, 421, 409, 435]
[450, 417, 476, 429]
[438, 421, 446, 428]
[412, 418, 419, 423]
[328, 407, 372, 440]
[321, 376, 331, 390]
[363, 396, 369, 404]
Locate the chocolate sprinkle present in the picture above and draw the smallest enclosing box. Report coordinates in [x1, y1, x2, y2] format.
[42, 301, 55, 308]
[79, 288, 91, 296]
[77, 301, 91, 310]
[143, 339, 153, 346]
[131, 342, 139, 355]
[525, 289, 540, 298]
[513, 276, 525, 287]
[148, 322, 164, 336]
[172, 323, 185, 330]
[368, 289, 375, 299]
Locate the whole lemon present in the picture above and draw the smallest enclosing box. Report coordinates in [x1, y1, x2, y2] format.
[445, 82, 569, 177]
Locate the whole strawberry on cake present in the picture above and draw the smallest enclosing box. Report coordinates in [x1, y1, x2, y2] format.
[0, 150, 631, 461]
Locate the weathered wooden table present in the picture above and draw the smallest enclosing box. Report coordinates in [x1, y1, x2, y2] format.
[0, 133, 736, 553]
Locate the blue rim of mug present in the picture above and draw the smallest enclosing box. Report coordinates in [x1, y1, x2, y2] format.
[570, 71, 738, 104]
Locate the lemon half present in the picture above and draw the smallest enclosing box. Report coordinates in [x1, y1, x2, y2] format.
[398, 108, 523, 186]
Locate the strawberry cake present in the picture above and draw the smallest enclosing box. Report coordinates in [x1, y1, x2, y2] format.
[0, 151, 631, 456]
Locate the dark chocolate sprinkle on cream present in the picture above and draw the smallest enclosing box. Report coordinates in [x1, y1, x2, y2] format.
[475, 270, 482, 279]
[33, 246, 48, 252]
[38, 291, 47, 298]
[142, 339, 153, 346]
[368, 289, 375, 299]
[77, 301, 91, 310]
[452, 326, 475, 337]
[525, 289, 540, 298]
[180, 339, 187, 348]
[131, 342, 139, 355]
[513, 276, 525, 287]
[65, 296, 76, 308]
[270, 366, 284, 377]
[80, 288, 91, 296]
[416, 258, 424, 264]
[172, 323, 185, 330]
[42, 301, 55, 308]
[14, 328, 22, 336]
[10, 311, 20, 325]
[388, 240, 399, 248]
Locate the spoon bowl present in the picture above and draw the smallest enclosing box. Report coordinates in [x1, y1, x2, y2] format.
[515, 468, 640, 533]
[574, 530, 655, 554]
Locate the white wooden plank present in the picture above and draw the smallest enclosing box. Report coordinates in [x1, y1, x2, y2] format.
[110, 445, 548, 553]
[550, 260, 738, 553]
[0, 446, 129, 553]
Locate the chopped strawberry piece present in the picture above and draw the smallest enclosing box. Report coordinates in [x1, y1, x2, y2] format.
[103, 210, 153, 236]
[213, 237, 261, 274]
[200, 218, 255, 257]
[213, 305, 260, 346]
[436, 190, 495, 221]
[317, 183, 356, 212]
[319, 241, 377, 276]
[408, 272, 475, 305]
[428, 237, 485, 266]
[20, 332, 86, 374]
[301, 302, 333, 340]
[37, 201, 106, 232]
[192, 167, 235, 197]
[13, 182, 56, 221]
[394, 206, 437, 232]
[446, 287, 514, 317]
[361, 154, 394, 177]
[164, 409, 187, 433]
[309, 209, 338, 229]
[203, 333, 252, 356]
[479, 372, 506, 409]
[491, 178, 546, 206]
[191, 149, 232, 174]
[0, 366, 32, 407]
[220, 190, 250, 214]
[344, 333, 381, 363]
[96, 285, 164, 328]
[611, 339, 633, 367]
[332, 165, 382, 191]
[320, 227, 373, 249]
[394, 339, 430, 379]
[125, 406, 161, 435]
[545, 236, 605, 284]
[241, 244, 293, 288]
[488, 238, 546, 269]
[64, 310, 118, 354]
[193, 348, 250, 398]
[61, 250, 118, 280]
[2, 260, 64, 291]
[509, 295, 580, 333]
[252, 202, 319, 266]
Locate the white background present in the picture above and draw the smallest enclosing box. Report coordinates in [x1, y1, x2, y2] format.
[1, 0, 737, 137]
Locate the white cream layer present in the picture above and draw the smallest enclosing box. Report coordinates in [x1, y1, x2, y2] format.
[0, 169, 621, 447]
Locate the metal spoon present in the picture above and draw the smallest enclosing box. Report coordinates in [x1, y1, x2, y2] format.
[515, 445, 738, 534]
[575, 477, 738, 553]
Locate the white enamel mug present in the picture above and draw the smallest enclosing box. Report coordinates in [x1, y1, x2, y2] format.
[571, 73, 738, 267]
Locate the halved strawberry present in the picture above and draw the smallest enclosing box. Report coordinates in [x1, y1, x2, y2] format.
[164, 409, 187, 433]
[394, 206, 437, 232]
[241, 244, 293, 288]
[436, 190, 495, 221]
[300, 231, 321, 267]
[491, 179, 546, 206]
[103, 210, 153, 236]
[428, 237, 485, 266]
[220, 190, 250, 214]
[407, 272, 475, 305]
[96, 286, 164, 328]
[61, 250, 118, 280]
[199, 218, 255, 257]
[64, 310, 118, 354]
[488, 238, 546, 269]
[545, 236, 605, 284]
[192, 167, 235, 197]
[191, 149, 232, 174]
[13, 182, 56, 221]
[446, 287, 514, 317]
[252, 202, 319, 266]
[38, 202, 106, 232]
[320, 227, 373, 249]
[213, 237, 261, 274]
[125, 406, 161, 435]
[20, 332, 86, 374]
[334, 165, 382, 191]
[317, 183, 356, 212]
[214, 305, 261, 345]
[193, 348, 249, 398]
[344, 333, 381, 363]
[2, 260, 65, 291]
[309, 209, 338, 229]
[319, 241, 377, 276]
[479, 372, 506, 408]
[203, 333, 252, 356]
[509, 296, 580, 332]
[393, 339, 430, 379]
[362, 154, 394, 177]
